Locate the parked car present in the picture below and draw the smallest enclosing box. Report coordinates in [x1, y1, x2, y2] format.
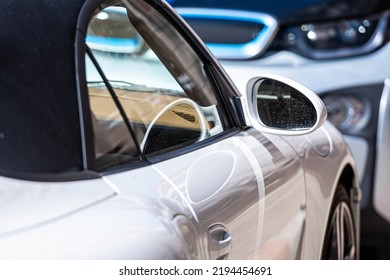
[0, 0, 359, 260]
[170, 0, 390, 259]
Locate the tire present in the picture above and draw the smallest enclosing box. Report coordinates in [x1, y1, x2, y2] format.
[321, 184, 357, 260]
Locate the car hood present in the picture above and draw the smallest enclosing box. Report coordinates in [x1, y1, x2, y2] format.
[0, 176, 115, 236]
[171, 0, 390, 24]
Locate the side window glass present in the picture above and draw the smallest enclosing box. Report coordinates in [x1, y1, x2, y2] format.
[86, 55, 140, 170]
[85, 1, 228, 166]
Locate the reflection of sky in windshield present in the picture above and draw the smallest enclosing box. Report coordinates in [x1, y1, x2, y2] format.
[86, 51, 183, 92]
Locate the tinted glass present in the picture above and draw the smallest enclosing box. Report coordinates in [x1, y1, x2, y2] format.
[85, 0, 228, 169]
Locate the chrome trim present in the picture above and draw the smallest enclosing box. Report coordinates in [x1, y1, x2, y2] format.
[176, 8, 278, 59]
[294, 11, 390, 60]
[373, 79, 390, 222]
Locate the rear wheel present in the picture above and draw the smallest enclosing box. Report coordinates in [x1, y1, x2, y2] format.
[321, 185, 357, 259]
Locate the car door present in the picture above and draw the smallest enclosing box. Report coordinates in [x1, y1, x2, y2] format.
[78, 0, 306, 259]
[153, 129, 306, 260]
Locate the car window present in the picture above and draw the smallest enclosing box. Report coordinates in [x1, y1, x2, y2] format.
[84, 0, 229, 170]
[86, 55, 141, 170]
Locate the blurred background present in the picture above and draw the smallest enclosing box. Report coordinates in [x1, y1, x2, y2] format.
[168, 0, 390, 259]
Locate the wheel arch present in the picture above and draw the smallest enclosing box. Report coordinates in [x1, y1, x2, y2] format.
[338, 164, 359, 201]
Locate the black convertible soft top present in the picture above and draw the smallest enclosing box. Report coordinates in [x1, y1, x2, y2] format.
[0, 0, 86, 175]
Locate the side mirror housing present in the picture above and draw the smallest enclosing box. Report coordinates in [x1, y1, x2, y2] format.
[246, 74, 327, 135]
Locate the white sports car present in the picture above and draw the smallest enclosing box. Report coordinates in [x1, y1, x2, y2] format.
[0, 0, 359, 260]
[171, 0, 390, 258]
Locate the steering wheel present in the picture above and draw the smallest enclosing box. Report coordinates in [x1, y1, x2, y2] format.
[140, 98, 208, 153]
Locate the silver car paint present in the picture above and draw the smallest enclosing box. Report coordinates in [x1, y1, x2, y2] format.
[0, 167, 189, 259]
[148, 131, 305, 259]
[0, 195, 186, 259]
[0, 176, 114, 235]
[374, 79, 390, 222]
[284, 122, 358, 259]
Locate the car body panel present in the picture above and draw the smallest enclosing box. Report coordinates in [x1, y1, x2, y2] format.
[0, 195, 186, 259]
[153, 131, 306, 259]
[373, 79, 390, 222]
[283, 121, 358, 258]
[102, 130, 307, 259]
[0, 176, 115, 235]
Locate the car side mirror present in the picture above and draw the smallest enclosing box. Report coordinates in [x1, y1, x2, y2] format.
[246, 74, 327, 135]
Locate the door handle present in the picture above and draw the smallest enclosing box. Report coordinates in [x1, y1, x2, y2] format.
[208, 225, 232, 260]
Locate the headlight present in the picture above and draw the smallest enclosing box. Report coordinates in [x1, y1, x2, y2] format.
[322, 95, 370, 131]
[275, 11, 390, 59]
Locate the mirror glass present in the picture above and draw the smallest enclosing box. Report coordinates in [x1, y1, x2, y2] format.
[255, 78, 317, 130]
